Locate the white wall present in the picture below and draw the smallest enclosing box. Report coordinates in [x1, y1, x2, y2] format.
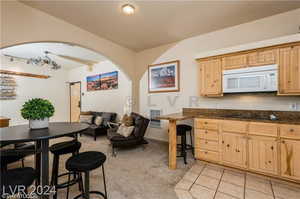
[0, 56, 70, 126]
[139, 9, 300, 142]
[68, 60, 132, 120]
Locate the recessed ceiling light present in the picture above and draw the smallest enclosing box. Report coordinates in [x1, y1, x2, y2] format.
[122, 4, 135, 15]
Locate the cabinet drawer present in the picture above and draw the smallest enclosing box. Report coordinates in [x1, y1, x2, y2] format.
[249, 122, 278, 137]
[280, 124, 300, 139]
[221, 120, 248, 134]
[196, 139, 219, 152]
[195, 119, 219, 130]
[195, 129, 219, 141]
[195, 149, 219, 162]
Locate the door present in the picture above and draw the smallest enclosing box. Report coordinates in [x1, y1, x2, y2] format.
[248, 136, 278, 175]
[221, 132, 247, 168]
[280, 139, 300, 180]
[199, 59, 222, 96]
[248, 49, 278, 66]
[70, 82, 81, 122]
[279, 45, 300, 95]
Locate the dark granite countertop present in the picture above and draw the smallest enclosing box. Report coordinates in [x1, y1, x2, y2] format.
[158, 108, 300, 125]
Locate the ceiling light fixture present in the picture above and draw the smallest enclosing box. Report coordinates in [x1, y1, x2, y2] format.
[122, 4, 135, 15]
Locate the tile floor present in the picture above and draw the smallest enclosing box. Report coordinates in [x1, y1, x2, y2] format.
[175, 161, 300, 199]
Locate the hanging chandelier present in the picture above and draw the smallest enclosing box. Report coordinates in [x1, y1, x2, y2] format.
[4, 51, 61, 70]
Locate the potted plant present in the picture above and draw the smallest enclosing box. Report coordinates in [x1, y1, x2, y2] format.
[21, 98, 55, 129]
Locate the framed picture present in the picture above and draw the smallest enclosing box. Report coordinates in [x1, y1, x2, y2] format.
[86, 71, 118, 91]
[86, 74, 100, 91]
[148, 60, 180, 93]
[99, 71, 118, 90]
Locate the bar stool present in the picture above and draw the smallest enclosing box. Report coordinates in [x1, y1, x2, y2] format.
[65, 151, 108, 199]
[176, 124, 193, 164]
[0, 167, 36, 198]
[50, 140, 82, 199]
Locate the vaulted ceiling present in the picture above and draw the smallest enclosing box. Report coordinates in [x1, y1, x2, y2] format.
[22, 1, 300, 52]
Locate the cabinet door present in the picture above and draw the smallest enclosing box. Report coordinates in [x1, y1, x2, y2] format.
[221, 132, 247, 168]
[199, 59, 222, 96]
[280, 139, 300, 180]
[248, 136, 278, 175]
[279, 46, 300, 95]
[222, 54, 247, 70]
[248, 49, 278, 66]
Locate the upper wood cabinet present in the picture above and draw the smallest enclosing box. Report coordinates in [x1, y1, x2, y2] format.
[280, 139, 300, 181]
[199, 59, 222, 97]
[222, 54, 247, 70]
[248, 136, 278, 175]
[279, 45, 300, 95]
[248, 49, 279, 67]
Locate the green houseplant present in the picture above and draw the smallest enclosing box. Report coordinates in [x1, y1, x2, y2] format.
[21, 98, 55, 129]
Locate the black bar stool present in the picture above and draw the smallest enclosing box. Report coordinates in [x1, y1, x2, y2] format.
[0, 167, 36, 198]
[176, 124, 193, 164]
[66, 151, 108, 199]
[50, 140, 82, 199]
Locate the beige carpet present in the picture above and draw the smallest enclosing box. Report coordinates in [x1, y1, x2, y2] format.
[10, 135, 194, 199]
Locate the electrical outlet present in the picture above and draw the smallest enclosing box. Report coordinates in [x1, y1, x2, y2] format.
[289, 103, 298, 111]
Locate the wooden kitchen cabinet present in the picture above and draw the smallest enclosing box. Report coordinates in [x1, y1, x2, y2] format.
[221, 132, 247, 168]
[199, 59, 222, 97]
[280, 139, 300, 181]
[248, 49, 278, 67]
[248, 136, 278, 175]
[279, 45, 300, 95]
[222, 54, 247, 70]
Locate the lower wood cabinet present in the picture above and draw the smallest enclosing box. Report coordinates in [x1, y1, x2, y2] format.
[248, 136, 278, 175]
[280, 139, 300, 181]
[195, 119, 300, 183]
[221, 132, 247, 168]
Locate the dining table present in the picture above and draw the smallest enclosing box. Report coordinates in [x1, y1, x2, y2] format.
[0, 122, 89, 198]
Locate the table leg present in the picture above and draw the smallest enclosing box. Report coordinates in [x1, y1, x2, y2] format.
[40, 139, 49, 198]
[35, 141, 41, 186]
[169, 120, 177, 170]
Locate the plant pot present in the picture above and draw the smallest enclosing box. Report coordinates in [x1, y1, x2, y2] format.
[29, 118, 49, 129]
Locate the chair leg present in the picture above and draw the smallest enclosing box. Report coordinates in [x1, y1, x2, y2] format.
[94, 135, 97, 141]
[102, 165, 108, 199]
[66, 173, 71, 199]
[51, 155, 59, 199]
[84, 171, 90, 199]
[21, 158, 25, 168]
[182, 135, 187, 164]
[189, 130, 194, 156]
[112, 146, 117, 157]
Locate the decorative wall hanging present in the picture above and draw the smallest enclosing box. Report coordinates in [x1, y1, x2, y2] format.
[0, 70, 50, 79]
[0, 75, 17, 100]
[86, 71, 118, 91]
[148, 60, 180, 93]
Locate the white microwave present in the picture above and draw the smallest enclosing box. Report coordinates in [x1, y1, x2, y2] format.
[223, 65, 278, 93]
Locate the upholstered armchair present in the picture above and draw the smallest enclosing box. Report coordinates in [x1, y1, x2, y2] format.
[107, 112, 150, 156]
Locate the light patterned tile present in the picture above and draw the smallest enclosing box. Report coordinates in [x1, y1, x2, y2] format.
[175, 189, 193, 199]
[222, 170, 245, 186]
[246, 175, 272, 195]
[272, 181, 300, 199]
[175, 179, 194, 190]
[183, 170, 199, 182]
[201, 165, 223, 180]
[218, 181, 244, 199]
[215, 192, 239, 199]
[189, 163, 204, 174]
[245, 189, 274, 199]
[195, 174, 220, 190]
[190, 184, 215, 199]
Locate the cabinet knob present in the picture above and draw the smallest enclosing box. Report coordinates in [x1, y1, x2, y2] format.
[236, 149, 240, 152]
[270, 146, 274, 150]
[205, 131, 208, 134]
[289, 129, 294, 132]
[205, 141, 208, 144]
[268, 161, 272, 164]
[282, 140, 285, 144]
[204, 151, 208, 154]
[222, 141, 224, 144]
[227, 144, 230, 147]
[204, 122, 208, 124]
